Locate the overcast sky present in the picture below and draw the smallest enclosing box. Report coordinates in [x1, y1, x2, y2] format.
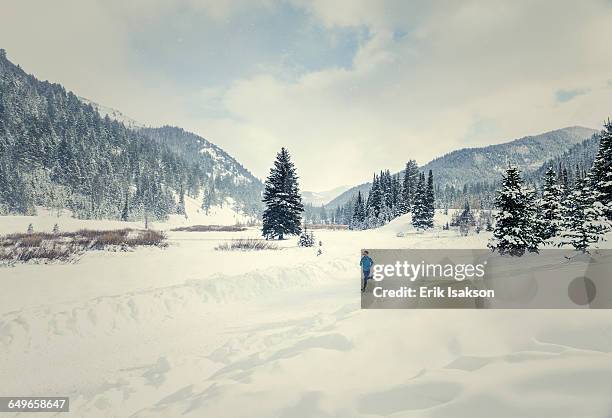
[2, 0, 612, 190]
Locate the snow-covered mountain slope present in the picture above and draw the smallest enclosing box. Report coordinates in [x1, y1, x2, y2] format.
[78, 97, 143, 129]
[423, 126, 597, 188]
[327, 126, 597, 209]
[302, 185, 351, 206]
[140, 126, 264, 214]
[0, 49, 263, 219]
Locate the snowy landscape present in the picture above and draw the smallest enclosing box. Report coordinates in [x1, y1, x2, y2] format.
[3, 1, 612, 417]
[2, 206, 612, 417]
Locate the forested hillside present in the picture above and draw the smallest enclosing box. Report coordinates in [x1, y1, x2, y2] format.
[326, 126, 597, 215]
[0, 49, 262, 219]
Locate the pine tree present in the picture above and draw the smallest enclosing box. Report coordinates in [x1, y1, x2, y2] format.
[298, 223, 315, 247]
[590, 119, 612, 220]
[121, 189, 129, 221]
[368, 173, 382, 218]
[412, 173, 429, 229]
[559, 175, 610, 253]
[392, 174, 402, 216]
[489, 166, 542, 256]
[177, 184, 186, 217]
[351, 191, 366, 229]
[262, 148, 304, 239]
[539, 166, 564, 240]
[402, 160, 419, 213]
[425, 170, 435, 228]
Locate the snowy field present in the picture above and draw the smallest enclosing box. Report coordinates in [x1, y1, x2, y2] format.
[2, 210, 612, 417]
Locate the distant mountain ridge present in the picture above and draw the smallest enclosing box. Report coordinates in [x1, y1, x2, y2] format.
[302, 185, 351, 206]
[326, 126, 597, 209]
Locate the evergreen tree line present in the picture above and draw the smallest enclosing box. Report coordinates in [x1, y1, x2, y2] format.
[490, 120, 612, 255]
[329, 161, 435, 230]
[0, 50, 262, 220]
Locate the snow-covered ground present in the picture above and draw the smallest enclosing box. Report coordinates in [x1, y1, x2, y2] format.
[2, 212, 612, 417]
[0, 195, 253, 237]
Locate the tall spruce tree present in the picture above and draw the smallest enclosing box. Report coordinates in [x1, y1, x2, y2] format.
[559, 175, 610, 253]
[121, 188, 130, 221]
[351, 191, 366, 229]
[177, 184, 186, 217]
[539, 166, 564, 240]
[425, 170, 435, 228]
[590, 120, 612, 220]
[402, 160, 419, 213]
[412, 173, 430, 229]
[262, 148, 304, 239]
[368, 173, 382, 218]
[489, 166, 542, 256]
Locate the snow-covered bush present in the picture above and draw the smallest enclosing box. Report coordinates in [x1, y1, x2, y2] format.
[298, 230, 315, 247]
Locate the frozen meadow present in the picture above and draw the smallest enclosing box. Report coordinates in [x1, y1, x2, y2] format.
[2, 208, 612, 418]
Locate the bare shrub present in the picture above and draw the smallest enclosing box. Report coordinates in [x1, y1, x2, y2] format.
[127, 230, 166, 247]
[306, 224, 349, 230]
[171, 225, 247, 232]
[215, 238, 279, 251]
[0, 228, 167, 264]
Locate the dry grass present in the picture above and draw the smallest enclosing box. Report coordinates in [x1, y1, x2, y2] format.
[171, 225, 247, 232]
[0, 229, 166, 264]
[215, 238, 279, 251]
[306, 224, 349, 230]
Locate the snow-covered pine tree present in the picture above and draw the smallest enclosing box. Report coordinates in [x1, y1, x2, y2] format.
[590, 119, 612, 220]
[559, 175, 610, 253]
[262, 148, 304, 240]
[488, 166, 542, 256]
[412, 173, 430, 229]
[392, 174, 402, 216]
[425, 170, 435, 228]
[121, 188, 130, 221]
[298, 224, 315, 247]
[368, 173, 382, 218]
[378, 204, 394, 224]
[351, 191, 366, 230]
[177, 184, 186, 217]
[382, 170, 393, 211]
[539, 166, 564, 241]
[402, 160, 419, 213]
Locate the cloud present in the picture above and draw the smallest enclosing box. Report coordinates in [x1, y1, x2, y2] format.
[202, 1, 612, 189]
[555, 88, 590, 103]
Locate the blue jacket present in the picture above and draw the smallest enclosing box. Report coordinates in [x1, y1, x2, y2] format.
[360, 255, 373, 271]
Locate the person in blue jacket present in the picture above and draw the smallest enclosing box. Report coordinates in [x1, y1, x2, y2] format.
[360, 250, 374, 292]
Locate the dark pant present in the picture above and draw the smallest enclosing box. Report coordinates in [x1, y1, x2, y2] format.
[362, 270, 371, 291]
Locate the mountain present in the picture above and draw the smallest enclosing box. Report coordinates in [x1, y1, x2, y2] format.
[78, 97, 143, 129]
[528, 134, 601, 183]
[302, 185, 351, 206]
[326, 126, 597, 210]
[422, 126, 596, 188]
[0, 48, 262, 219]
[140, 126, 263, 215]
